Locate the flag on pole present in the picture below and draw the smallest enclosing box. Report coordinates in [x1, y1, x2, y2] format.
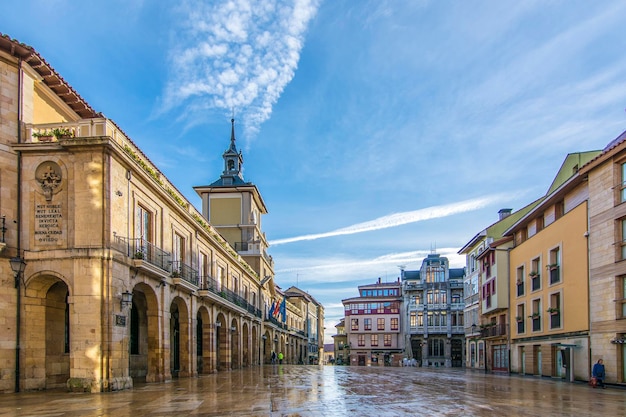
[273, 300, 280, 317]
[280, 298, 286, 323]
[269, 301, 275, 318]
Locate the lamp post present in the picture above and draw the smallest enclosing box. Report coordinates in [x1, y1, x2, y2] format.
[10, 256, 26, 393]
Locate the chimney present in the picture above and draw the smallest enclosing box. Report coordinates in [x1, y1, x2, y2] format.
[498, 208, 512, 220]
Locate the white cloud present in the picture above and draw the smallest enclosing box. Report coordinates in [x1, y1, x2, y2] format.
[269, 193, 516, 245]
[160, 0, 321, 140]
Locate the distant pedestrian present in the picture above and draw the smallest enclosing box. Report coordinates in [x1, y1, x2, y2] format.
[592, 359, 606, 389]
[278, 351, 284, 364]
[271, 351, 276, 364]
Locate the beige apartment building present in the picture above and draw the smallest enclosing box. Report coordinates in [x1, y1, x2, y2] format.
[0, 34, 314, 393]
[580, 130, 626, 384]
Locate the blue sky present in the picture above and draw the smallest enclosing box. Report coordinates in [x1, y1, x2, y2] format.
[3, 0, 626, 342]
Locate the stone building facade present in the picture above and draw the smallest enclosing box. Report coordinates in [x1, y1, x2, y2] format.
[402, 254, 465, 368]
[580, 130, 626, 384]
[342, 278, 404, 366]
[0, 34, 314, 393]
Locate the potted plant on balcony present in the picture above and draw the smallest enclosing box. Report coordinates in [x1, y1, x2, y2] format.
[547, 307, 560, 315]
[52, 127, 74, 139]
[33, 130, 54, 142]
[546, 263, 559, 271]
[516, 278, 523, 285]
[515, 316, 523, 322]
[133, 251, 144, 260]
[529, 312, 540, 319]
[529, 271, 539, 278]
[171, 270, 181, 278]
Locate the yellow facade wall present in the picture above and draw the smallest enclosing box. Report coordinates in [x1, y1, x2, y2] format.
[510, 201, 589, 339]
[210, 197, 241, 225]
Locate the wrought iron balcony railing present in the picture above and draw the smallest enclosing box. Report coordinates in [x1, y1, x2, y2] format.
[170, 261, 199, 286]
[113, 235, 171, 272]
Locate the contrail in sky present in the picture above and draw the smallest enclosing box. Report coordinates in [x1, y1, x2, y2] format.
[269, 193, 514, 246]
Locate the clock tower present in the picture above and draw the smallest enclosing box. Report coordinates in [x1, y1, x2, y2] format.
[194, 119, 272, 278]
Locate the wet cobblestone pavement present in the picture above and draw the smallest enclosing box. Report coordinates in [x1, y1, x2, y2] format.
[1, 365, 625, 416]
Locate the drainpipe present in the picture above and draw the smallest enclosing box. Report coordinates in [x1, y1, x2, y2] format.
[15, 57, 23, 393]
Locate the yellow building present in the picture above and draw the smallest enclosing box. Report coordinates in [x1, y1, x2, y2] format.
[506, 152, 600, 381]
[0, 34, 311, 393]
[579, 130, 626, 384]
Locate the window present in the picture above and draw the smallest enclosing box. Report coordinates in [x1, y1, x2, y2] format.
[620, 218, 626, 261]
[358, 334, 365, 346]
[516, 266, 525, 296]
[531, 299, 541, 332]
[425, 266, 445, 282]
[217, 266, 225, 291]
[135, 205, 153, 258]
[536, 216, 544, 232]
[370, 334, 378, 346]
[555, 200, 565, 220]
[135, 205, 152, 242]
[548, 247, 560, 284]
[384, 334, 392, 346]
[199, 253, 208, 288]
[428, 339, 444, 356]
[470, 255, 476, 272]
[377, 318, 385, 330]
[619, 163, 626, 203]
[391, 318, 398, 331]
[364, 318, 372, 331]
[351, 318, 359, 331]
[516, 304, 525, 334]
[530, 258, 541, 291]
[417, 312, 423, 326]
[410, 312, 417, 327]
[621, 276, 626, 318]
[549, 293, 561, 329]
[173, 232, 184, 264]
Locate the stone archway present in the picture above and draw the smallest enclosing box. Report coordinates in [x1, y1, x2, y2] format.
[251, 325, 258, 366]
[263, 330, 271, 364]
[196, 306, 212, 374]
[23, 274, 70, 390]
[170, 297, 190, 377]
[231, 318, 240, 369]
[216, 313, 228, 371]
[129, 283, 162, 383]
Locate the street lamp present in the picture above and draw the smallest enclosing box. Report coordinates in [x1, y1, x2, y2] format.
[10, 256, 26, 288]
[10, 256, 26, 393]
[121, 290, 133, 309]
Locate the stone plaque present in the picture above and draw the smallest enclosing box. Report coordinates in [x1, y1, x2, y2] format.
[34, 161, 65, 245]
[115, 315, 127, 327]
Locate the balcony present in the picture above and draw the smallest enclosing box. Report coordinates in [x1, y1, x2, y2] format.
[170, 261, 199, 292]
[516, 281, 524, 297]
[549, 311, 561, 328]
[479, 323, 508, 338]
[114, 235, 171, 276]
[198, 275, 262, 318]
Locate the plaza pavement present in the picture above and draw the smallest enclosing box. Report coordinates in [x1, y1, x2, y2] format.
[0, 365, 624, 416]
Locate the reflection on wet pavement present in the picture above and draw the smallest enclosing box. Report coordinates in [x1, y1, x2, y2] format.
[0, 365, 624, 416]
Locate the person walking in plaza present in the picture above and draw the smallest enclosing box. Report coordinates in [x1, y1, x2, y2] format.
[592, 359, 606, 389]
[278, 351, 284, 364]
[271, 351, 276, 364]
